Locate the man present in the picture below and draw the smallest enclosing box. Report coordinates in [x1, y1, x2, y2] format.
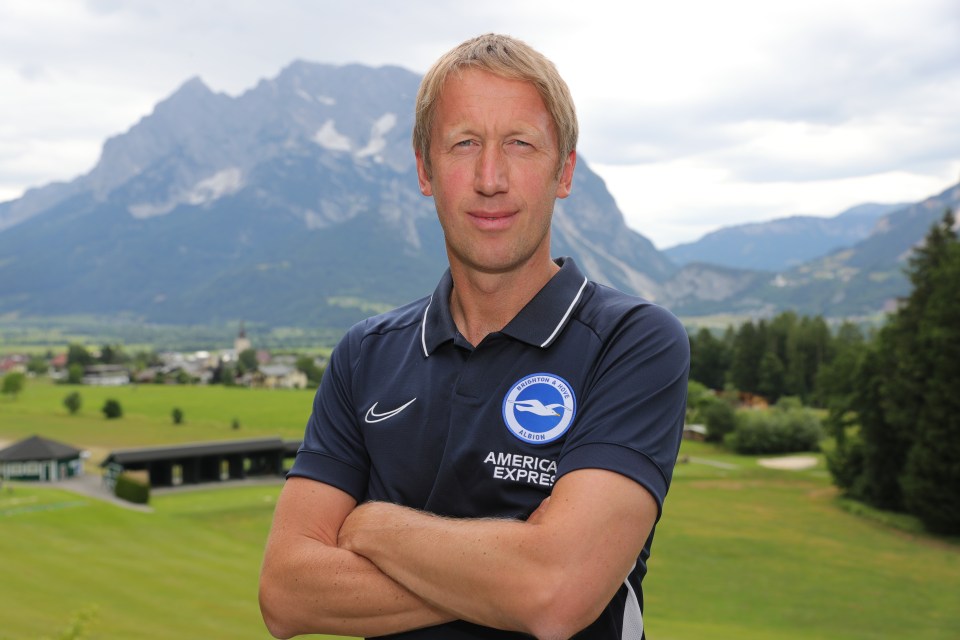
[259, 33, 689, 640]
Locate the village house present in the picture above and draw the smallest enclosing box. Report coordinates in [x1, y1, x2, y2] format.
[0, 435, 85, 482]
[254, 364, 308, 389]
[82, 364, 131, 386]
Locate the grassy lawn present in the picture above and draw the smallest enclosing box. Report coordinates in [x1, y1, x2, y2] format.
[1, 379, 958, 639]
[0, 378, 314, 468]
[0, 483, 344, 640]
[647, 443, 960, 639]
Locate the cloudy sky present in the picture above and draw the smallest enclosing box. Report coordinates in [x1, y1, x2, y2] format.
[1, 0, 958, 248]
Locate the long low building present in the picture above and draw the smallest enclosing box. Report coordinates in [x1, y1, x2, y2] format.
[101, 438, 301, 489]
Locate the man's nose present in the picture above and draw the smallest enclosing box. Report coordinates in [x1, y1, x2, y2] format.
[474, 145, 508, 196]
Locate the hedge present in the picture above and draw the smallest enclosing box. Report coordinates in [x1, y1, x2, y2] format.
[115, 473, 150, 504]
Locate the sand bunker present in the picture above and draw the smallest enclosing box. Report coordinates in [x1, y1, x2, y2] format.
[757, 455, 818, 470]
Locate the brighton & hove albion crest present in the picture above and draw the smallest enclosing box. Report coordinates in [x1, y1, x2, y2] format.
[502, 373, 577, 445]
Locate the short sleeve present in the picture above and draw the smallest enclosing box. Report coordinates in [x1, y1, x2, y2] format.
[287, 325, 371, 502]
[557, 303, 689, 516]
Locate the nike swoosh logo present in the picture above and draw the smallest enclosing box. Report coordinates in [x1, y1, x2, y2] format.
[364, 398, 417, 423]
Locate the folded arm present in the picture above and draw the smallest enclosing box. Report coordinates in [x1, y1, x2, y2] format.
[258, 477, 454, 639]
[339, 468, 658, 640]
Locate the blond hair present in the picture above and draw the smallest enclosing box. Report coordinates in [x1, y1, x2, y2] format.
[413, 33, 578, 175]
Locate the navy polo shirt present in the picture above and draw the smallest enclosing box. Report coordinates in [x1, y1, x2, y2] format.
[290, 257, 690, 640]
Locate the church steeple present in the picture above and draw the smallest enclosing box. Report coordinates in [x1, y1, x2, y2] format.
[234, 321, 251, 353]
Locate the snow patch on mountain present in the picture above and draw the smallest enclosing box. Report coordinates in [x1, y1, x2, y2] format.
[356, 113, 397, 160]
[295, 90, 336, 107]
[128, 167, 244, 218]
[187, 168, 244, 204]
[314, 120, 352, 151]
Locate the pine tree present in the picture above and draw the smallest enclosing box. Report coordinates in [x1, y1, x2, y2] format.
[729, 321, 764, 394]
[898, 210, 960, 533]
[756, 350, 785, 402]
[852, 344, 910, 509]
[850, 209, 960, 530]
[689, 328, 730, 390]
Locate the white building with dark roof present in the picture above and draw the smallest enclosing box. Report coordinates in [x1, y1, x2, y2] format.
[0, 435, 85, 481]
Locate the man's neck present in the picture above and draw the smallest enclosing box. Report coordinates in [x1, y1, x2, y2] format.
[448, 258, 560, 347]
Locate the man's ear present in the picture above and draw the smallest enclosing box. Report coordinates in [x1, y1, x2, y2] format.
[415, 149, 433, 197]
[555, 150, 576, 199]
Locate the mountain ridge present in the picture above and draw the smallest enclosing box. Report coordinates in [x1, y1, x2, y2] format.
[1, 60, 955, 329]
[663, 202, 908, 271]
[0, 61, 670, 330]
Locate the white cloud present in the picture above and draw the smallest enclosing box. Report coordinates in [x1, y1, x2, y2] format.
[593, 159, 960, 249]
[0, 0, 957, 246]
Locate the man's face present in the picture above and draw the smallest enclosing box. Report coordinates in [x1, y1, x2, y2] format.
[416, 68, 576, 277]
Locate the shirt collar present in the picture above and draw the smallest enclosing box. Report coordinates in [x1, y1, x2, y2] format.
[420, 257, 589, 357]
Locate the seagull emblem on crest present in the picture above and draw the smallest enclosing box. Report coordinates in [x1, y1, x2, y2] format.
[511, 399, 566, 417]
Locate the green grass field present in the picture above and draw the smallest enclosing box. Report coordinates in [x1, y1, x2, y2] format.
[2, 379, 958, 639]
[0, 378, 314, 468]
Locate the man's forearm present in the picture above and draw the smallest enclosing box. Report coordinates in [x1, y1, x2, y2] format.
[340, 502, 555, 634]
[260, 541, 453, 638]
[338, 470, 654, 639]
[259, 478, 455, 638]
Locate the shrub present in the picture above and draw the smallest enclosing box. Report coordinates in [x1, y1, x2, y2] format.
[114, 472, 150, 504]
[685, 380, 713, 424]
[725, 402, 823, 454]
[1, 371, 26, 398]
[702, 398, 737, 443]
[231, 418, 241, 430]
[171, 407, 184, 424]
[102, 398, 123, 419]
[826, 434, 865, 496]
[63, 391, 82, 415]
[66, 363, 84, 384]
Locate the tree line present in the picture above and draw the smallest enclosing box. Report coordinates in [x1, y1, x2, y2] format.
[687, 210, 959, 534]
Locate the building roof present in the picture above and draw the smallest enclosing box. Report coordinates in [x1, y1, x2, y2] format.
[101, 437, 300, 466]
[0, 435, 83, 462]
[259, 364, 297, 377]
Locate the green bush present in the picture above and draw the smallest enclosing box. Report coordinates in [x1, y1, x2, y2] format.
[826, 434, 866, 495]
[171, 407, 184, 424]
[1, 371, 26, 398]
[725, 402, 823, 454]
[66, 363, 84, 384]
[702, 397, 737, 443]
[685, 380, 712, 424]
[114, 473, 150, 504]
[102, 398, 123, 419]
[63, 391, 82, 415]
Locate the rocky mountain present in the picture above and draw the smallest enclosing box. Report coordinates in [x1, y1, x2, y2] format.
[743, 183, 960, 318]
[660, 183, 960, 318]
[663, 202, 906, 271]
[0, 62, 671, 330]
[0, 60, 954, 330]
